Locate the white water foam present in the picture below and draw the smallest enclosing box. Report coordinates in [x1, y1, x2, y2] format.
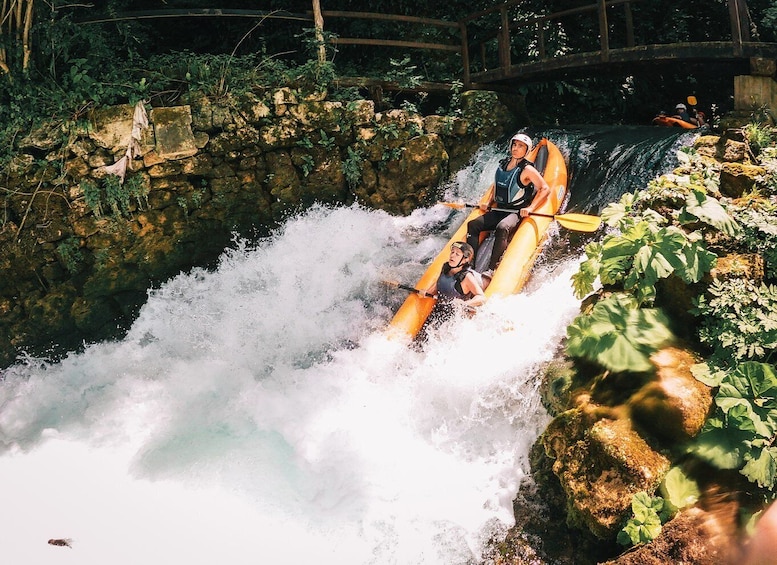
[0, 199, 583, 564]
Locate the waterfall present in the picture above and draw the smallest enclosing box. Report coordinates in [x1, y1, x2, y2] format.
[0, 126, 696, 564]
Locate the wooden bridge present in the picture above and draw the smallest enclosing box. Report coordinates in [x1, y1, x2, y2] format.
[80, 0, 777, 92]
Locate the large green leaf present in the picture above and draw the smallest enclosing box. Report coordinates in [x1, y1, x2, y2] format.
[741, 447, 777, 489]
[660, 467, 700, 512]
[693, 426, 747, 469]
[566, 294, 673, 373]
[681, 189, 741, 236]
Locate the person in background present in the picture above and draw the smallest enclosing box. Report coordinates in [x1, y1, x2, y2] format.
[420, 241, 485, 309]
[673, 103, 700, 126]
[465, 133, 551, 277]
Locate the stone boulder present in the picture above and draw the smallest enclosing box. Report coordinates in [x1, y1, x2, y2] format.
[628, 347, 713, 442]
[719, 162, 766, 197]
[542, 408, 671, 539]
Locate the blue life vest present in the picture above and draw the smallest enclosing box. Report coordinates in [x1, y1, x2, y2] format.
[437, 265, 479, 300]
[494, 158, 535, 208]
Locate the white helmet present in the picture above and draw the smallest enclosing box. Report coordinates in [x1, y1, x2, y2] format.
[675, 103, 687, 111]
[510, 133, 533, 152]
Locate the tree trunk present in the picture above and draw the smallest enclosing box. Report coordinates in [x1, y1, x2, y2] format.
[311, 0, 326, 64]
[22, 0, 33, 70]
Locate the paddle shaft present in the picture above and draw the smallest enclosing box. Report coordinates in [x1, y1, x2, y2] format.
[387, 281, 436, 298]
[438, 201, 601, 232]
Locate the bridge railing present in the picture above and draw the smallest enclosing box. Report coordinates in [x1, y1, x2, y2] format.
[77, 1, 759, 90]
[459, 0, 753, 86]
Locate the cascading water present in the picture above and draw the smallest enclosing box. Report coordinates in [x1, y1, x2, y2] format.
[0, 126, 698, 564]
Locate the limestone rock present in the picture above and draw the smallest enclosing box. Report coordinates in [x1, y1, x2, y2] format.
[543, 409, 670, 539]
[151, 106, 198, 160]
[629, 347, 713, 442]
[719, 162, 766, 197]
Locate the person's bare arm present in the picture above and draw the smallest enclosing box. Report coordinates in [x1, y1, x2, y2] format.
[461, 273, 486, 307]
[520, 166, 551, 218]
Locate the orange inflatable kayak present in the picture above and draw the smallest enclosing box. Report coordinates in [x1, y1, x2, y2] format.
[652, 115, 698, 129]
[388, 138, 569, 339]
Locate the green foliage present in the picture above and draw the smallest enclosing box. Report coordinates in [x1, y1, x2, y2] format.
[80, 173, 147, 219]
[728, 198, 777, 279]
[693, 279, 777, 364]
[385, 56, 423, 89]
[56, 237, 84, 274]
[300, 154, 315, 177]
[659, 466, 700, 513]
[744, 122, 774, 156]
[617, 492, 672, 547]
[81, 178, 104, 217]
[692, 362, 777, 490]
[566, 293, 673, 373]
[125, 174, 149, 210]
[678, 189, 741, 236]
[573, 191, 724, 304]
[317, 130, 337, 151]
[343, 145, 365, 189]
[104, 174, 130, 217]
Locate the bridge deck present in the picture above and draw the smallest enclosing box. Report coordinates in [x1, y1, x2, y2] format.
[470, 42, 777, 86]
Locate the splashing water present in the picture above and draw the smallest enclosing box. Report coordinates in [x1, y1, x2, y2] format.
[0, 126, 693, 564]
[0, 198, 583, 565]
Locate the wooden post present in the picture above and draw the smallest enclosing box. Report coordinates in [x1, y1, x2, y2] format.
[598, 0, 609, 61]
[312, 0, 326, 64]
[537, 21, 546, 60]
[499, 5, 511, 70]
[460, 21, 471, 89]
[728, 0, 749, 56]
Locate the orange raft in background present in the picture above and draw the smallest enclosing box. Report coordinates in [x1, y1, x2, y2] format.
[387, 138, 569, 339]
[652, 115, 699, 129]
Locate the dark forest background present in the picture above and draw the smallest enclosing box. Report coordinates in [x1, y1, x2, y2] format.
[1, 0, 776, 163]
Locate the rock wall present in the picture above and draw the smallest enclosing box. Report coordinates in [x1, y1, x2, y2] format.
[0, 89, 521, 368]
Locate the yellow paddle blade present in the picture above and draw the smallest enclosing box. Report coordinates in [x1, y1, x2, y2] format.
[687, 95, 698, 106]
[553, 213, 602, 232]
[438, 201, 470, 210]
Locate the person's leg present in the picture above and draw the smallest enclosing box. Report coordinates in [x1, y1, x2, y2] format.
[467, 211, 507, 263]
[489, 213, 521, 270]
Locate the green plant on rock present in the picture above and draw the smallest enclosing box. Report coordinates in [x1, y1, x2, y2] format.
[691, 362, 777, 490]
[692, 278, 777, 364]
[376, 121, 401, 140]
[103, 174, 131, 217]
[300, 154, 315, 177]
[617, 492, 672, 547]
[566, 293, 674, 373]
[743, 121, 774, 157]
[124, 173, 149, 210]
[80, 178, 103, 217]
[343, 145, 365, 189]
[729, 198, 777, 279]
[659, 466, 700, 513]
[573, 191, 725, 304]
[317, 130, 337, 151]
[296, 136, 314, 150]
[56, 237, 84, 274]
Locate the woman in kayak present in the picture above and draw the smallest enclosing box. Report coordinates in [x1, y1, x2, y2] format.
[465, 133, 551, 275]
[420, 241, 485, 309]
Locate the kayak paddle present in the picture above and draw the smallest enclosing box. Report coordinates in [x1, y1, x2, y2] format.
[383, 280, 436, 298]
[438, 201, 602, 232]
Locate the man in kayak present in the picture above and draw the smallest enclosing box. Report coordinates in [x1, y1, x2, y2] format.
[465, 133, 551, 276]
[419, 241, 485, 309]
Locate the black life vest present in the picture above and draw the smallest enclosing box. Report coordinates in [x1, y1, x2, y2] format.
[494, 158, 535, 208]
